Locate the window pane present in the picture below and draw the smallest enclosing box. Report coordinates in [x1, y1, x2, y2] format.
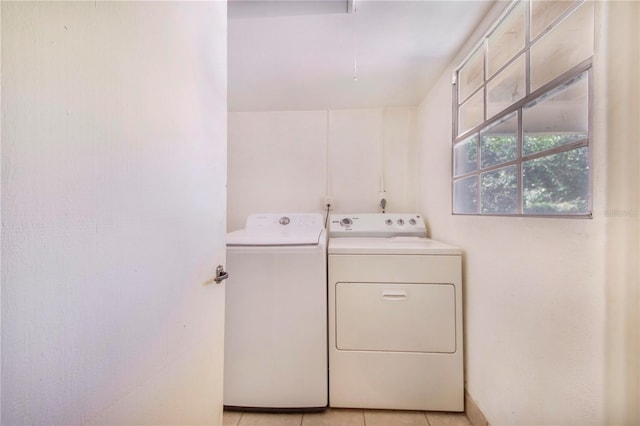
[480, 112, 518, 168]
[487, 54, 526, 119]
[487, 0, 525, 78]
[453, 176, 478, 214]
[481, 165, 518, 214]
[458, 89, 484, 136]
[522, 147, 589, 214]
[451, 0, 592, 217]
[453, 134, 478, 176]
[530, 1, 594, 91]
[458, 47, 484, 103]
[531, 0, 578, 40]
[523, 72, 588, 155]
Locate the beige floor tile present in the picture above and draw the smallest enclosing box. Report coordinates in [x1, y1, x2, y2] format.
[238, 412, 303, 426]
[302, 408, 365, 426]
[364, 409, 429, 426]
[223, 411, 242, 426]
[425, 412, 471, 426]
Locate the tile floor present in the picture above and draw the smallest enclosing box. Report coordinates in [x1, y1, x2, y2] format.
[223, 408, 471, 426]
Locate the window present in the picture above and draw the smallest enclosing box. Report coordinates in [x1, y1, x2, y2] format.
[452, 0, 593, 217]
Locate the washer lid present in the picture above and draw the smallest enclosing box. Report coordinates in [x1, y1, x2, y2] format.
[328, 236, 461, 255]
[227, 213, 325, 246]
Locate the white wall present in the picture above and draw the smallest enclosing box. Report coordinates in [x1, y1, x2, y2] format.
[417, 1, 639, 425]
[1, 2, 228, 424]
[227, 107, 417, 230]
[602, 1, 640, 423]
[228, 110, 327, 231]
[0, 3, 3, 422]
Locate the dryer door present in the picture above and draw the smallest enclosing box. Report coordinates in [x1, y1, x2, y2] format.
[335, 282, 456, 353]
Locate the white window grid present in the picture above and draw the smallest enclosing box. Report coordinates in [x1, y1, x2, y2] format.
[452, 0, 593, 217]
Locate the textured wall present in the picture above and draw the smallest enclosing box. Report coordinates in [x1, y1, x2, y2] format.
[602, 1, 640, 424]
[1, 2, 228, 424]
[417, 1, 640, 424]
[227, 107, 417, 231]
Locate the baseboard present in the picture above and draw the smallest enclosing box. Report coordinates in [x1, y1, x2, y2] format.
[465, 390, 490, 426]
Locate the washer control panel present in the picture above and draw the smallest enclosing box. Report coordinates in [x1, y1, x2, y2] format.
[330, 213, 426, 238]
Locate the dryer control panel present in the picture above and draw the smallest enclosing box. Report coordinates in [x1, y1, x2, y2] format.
[329, 213, 426, 238]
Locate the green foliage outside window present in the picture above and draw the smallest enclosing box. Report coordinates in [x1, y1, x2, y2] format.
[523, 133, 586, 155]
[522, 146, 588, 214]
[481, 165, 518, 214]
[456, 133, 588, 215]
[481, 135, 517, 168]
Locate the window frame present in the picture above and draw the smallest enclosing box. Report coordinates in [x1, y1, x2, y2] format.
[451, 0, 593, 218]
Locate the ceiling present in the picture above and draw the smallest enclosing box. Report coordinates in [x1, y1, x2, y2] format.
[228, 0, 495, 111]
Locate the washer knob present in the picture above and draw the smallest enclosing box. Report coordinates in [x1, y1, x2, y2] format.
[409, 218, 417, 225]
[279, 216, 290, 225]
[340, 218, 353, 227]
[397, 219, 405, 225]
[385, 219, 393, 225]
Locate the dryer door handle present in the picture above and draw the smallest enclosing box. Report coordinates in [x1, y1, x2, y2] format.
[381, 290, 407, 300]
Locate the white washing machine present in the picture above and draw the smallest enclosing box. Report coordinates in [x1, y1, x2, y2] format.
[328, 213, 463, 411]
[224, 213, 327, 411]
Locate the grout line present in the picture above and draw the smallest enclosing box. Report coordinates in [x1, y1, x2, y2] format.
[227, 408, 478, 426]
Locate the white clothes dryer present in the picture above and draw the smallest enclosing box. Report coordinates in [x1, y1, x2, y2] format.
[328, 213, 463, 411]
[224, 213, 327, 411]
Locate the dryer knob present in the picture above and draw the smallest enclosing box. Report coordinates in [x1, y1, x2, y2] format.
[385, 219, 393, 225]
[397, 219, 405, 226]
[409, 218, 417, 225]
[340, 218, 353, 227]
